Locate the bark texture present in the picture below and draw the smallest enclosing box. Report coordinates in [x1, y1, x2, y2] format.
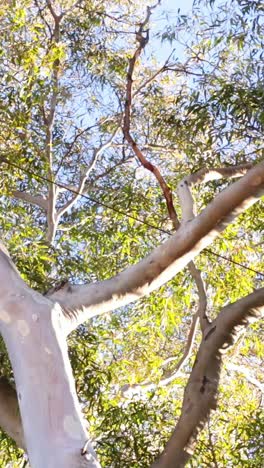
[0, 247, 100, 468]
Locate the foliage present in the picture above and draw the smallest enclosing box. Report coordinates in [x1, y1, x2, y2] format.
[0, 0, 263, 466]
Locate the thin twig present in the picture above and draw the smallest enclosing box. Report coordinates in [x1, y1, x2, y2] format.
[57, 127, 120, 218]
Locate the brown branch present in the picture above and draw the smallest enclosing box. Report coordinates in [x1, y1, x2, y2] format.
[46, 0, 62, 21]
[122, 3, 210, 343]
[0, 377, 25, 450]
[122, 3, 179, 229]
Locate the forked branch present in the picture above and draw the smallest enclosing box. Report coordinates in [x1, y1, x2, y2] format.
[177, 163, 253, 223]
[48, 160, 264, 334]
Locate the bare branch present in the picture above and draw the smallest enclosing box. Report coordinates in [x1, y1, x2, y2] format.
[225, 362, 264, 393]
[188, 262, 208, 332]
[57, 127, 120, 219]
[123, 9, 210, 334]
[152, 288, 264, 468]
[12, 191, 48, 211]
[122, 2, 179, 227]
[46, 0, 62, 21]
[47, 161, 264, 334]
[132, 63, 167, 98]
[121, 264, 207, 393]
[42, 9, 62, 243]
[61, 0, 84, 17]
[177, 163, 253, 223]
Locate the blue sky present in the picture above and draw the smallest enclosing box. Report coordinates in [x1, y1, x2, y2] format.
[160, 0, 194, 14]
[150, 0, 195, 63]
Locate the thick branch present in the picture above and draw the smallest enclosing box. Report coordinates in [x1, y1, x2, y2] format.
[0, 245, 100, 467]
[152, 288, 264, 468]
[12, 191, 48, 211]
[48, 161, 264, 334]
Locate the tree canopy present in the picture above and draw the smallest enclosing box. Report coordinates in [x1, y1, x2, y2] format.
[0, 0, 263, 466]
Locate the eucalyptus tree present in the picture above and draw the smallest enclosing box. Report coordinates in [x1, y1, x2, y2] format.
[0, 0, 263, 467]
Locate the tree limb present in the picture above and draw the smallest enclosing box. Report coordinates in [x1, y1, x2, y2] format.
[121, 313, 199, 395]
[122, 3, 210, 335]
[225, 362, 264, 393]
[187, 262, 208, 332]
[12, 191, 48, 211]
[48, 161, 264, 334]
[121, 266, 207, 393]
[43, 8, 62, 244]
[123, 4, 178, 228]
[151, 287, 264, 468]
[177, 163, 253, 223]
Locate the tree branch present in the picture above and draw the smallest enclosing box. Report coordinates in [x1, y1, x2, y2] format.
[225, 362, 264, 393]
[151, 287, 264, 468]
[121, 313, 199, 395]
[177, 163, 253, 223]
[12, 191, 48, 211]
[43, 7, 62, 244]
[121, 266, 207, 393]
[57, 127, 119, 219]
[47, 161, 264, 334]
[122, 3, 210, 335]
[122, 3, 178, 228]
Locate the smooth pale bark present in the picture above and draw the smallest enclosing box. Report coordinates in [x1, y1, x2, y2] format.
[12, 191, 48, 211]
[0, 162, 263, 466]
[49, 161, 264, 333]
[177, 163, 252, 223]
[0, 248, 100, 468]
[152, 288, 264, 468]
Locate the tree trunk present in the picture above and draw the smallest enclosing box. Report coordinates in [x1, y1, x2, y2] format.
[0, 247, 100, 468]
